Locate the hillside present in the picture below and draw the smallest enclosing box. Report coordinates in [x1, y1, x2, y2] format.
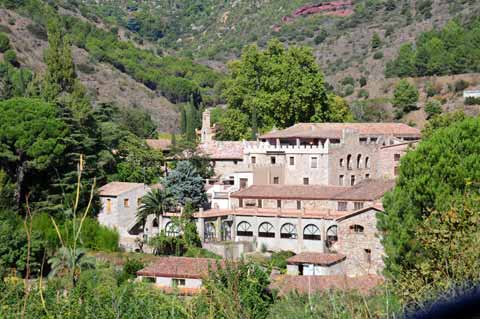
[62, 0, 480, 127]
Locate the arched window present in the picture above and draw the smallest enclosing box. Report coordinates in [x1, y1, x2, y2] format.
[280, 223, 297, 239]
[165, 222, 180, 237]
[356, 154, 362, 169]
[303, 224, 321, 240]
[347, 154, 352, 170]
[326, 225, 338, 248]
[339, 158, 344, 167]
[258, 222, 275, 238]
[365, 157, 370, 169]
[204, 222, 216, 241]
[350, 224, 364, 233]
[221, 222, 232, 241]
[152, 218, 159, 228]
[237, 221, 253, 237]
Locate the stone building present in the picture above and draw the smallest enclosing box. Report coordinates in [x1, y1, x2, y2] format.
[97, 182, 151, 250]
[286, 252, 346, 276]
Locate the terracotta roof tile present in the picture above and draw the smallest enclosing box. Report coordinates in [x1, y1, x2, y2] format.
[231, 179, 395, 201]
[195, 208, 347, 220]
[136, 256, 222, 279]
[270, 274, 383, 296]
[260, 123, 421, 139]
[146, 138, 172, 150]
[98, 182, 146, 196]
[287, 252, 346, 266]
[197, 141, 244, 160]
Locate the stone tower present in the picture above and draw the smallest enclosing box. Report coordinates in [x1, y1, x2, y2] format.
[201, 109, 215, 143]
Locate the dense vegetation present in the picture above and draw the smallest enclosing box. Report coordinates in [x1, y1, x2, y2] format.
[386, 20, 480, 77]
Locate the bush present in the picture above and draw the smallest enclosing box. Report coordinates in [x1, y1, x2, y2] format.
[77, 63, 95, 74]
[425, 82, 440, 97]
[343, 84, 354, 97]
[313, 30, 328, 45]
[424, 99, 442, 119]
[465, 97, 480, 105]
[454, 79, 469, 93]
[26, 23, 48, 41]
[3, 50, 17, 66]
[270, 251, 295, 272]
[373, 51, 384, 60]
[359, 76, 367, 87]
[341, 76, 355, 86]
[0, 33, 10, 53]
[357, 88, 369, 99]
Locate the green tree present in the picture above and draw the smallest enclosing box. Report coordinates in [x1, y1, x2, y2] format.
[392, 79, 419, 118]
[379, 117, 480, 281]
[215, 108, 251, 141]
[136, 188, 175, 233]
[164, 161, 206, 208]
[0, 98, 67, 208]
[424, 99, 442, 119]
[224, 39, 346, 130]
[0, 33, 10, 53]
[371, 32, 382, 49]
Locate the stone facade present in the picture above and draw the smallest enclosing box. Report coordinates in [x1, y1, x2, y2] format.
[333, 208, 385, 277]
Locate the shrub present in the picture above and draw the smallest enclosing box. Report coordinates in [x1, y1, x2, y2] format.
[0, 33, 10, 53]
[373, 51, 384, 60]
[454, 79, 469, 93]
[77, 63, 95, 74]
[425, 82, 440, 97]
[343, 84, 354, 97]
[359, 76, 367, 87]
[313, 30, 328, 45]
[465, 97, 480, 105]
[270, 251, 295, 272]
[341, 76, 355, 86]
[26, 23, 48, 41]
[3, 50, 17, 66]
[424, 99, 442, 119]
[357, 88, 369, 99]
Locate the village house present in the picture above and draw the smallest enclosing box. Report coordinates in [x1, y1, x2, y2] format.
[136, 256, 222, 294]
[286, 252, 346, 276]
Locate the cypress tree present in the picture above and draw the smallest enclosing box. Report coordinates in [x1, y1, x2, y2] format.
[185, 102, 196, 142]
[180, 105, 187, 134]
[251, 105, 258, 140]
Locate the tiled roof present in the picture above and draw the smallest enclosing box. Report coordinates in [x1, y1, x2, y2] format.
[146, 138, 172, 150]
[287, 253, 346, 266]
[231, 179, 395, 201]
[98, 182, 145, 196]
[260, 123, 421, 139]
[136, 256, 222, 279]
[195, 207, 346, 220]
[270, 274, 383, 296]
[197, 141, 245, 160]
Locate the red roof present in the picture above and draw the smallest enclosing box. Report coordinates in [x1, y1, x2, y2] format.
[270, 274, 383, 296]
[260, 123, 421, 140]
[98, 182, 145, 196]
[195, 207, 346, 220]
[197, 141, 244, 160]
[231, 179, 395, 201]
[287, 253, 346, 266]
[136, 256, 222, 279]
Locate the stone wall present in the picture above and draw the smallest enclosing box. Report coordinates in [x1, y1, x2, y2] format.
[334, 208, 385, 277]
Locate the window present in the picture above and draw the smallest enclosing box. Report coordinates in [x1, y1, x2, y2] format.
[339, 175, 344, 186]
[277, 200, 282, 208]
[221, 222, 232, 241]
[296, 201, 302, 210]
[237, 221, 253, 237]
[234, 160, 238, 165]
[356, 154, 362, 168]
[350, 175, 356, 186]
[152, 218, 159, 228]
[239, 199, 244, 208]
[251, 156, 256, 164]
[364, 249, 372, 263]
[172, 278, 186, 287]
[326, 226, 338, 247]
[303, 224, 321, 240]
[394, 166, 399, 176]
[350, 224, 364, 233]
[311, 157, 318, 168]
[204, 222, 216, 241]
[257, 199, 263, 208]
[338, 201, 348, 211]
[240, 178, 248, 189]
[303, 177, 309, 185]
[354, 202, 364, 210]
[280, 223, 297, 239]
[106, 199, 111, 214]
[365, 173, 370, 179]
[347, 154, 352, 170]
[289, 156, 295, 166]
[123, 198, 129, 208]
[394, 153, 401, 162]
[270, 156, 276, 164]
[365, 157, 370, 169]
[258, 222, 275, 238]
[165, 222, 180, 237]
[339, 158, 344, 167]
[273, 177, 279, 184]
